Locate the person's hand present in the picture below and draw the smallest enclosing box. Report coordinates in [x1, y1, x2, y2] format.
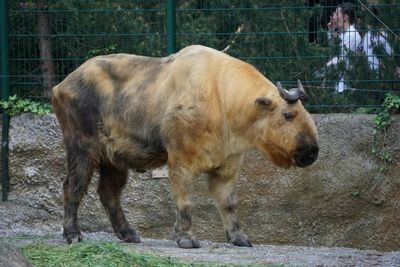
[327, 11, 337, 30]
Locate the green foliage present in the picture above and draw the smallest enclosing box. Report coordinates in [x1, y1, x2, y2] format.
[0, 95, 52, 116]
[85, 44, 118, 60]
[20, 242, 226, 267]
[372, 93, 400, 172]
[381, 94, 400, 113]
[8, 0, 400, 111]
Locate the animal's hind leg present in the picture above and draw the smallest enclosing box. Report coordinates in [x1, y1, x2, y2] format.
[97, 162, 140, 243]
[63, 149, 94, 244]
[207, 156, 252, 247]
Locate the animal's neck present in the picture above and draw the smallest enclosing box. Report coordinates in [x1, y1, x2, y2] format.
[215, 63, 271, 152]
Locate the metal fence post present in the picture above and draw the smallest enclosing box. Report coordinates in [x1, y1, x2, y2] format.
[166, 0, 176, 55]
[1, 0, 10, 201]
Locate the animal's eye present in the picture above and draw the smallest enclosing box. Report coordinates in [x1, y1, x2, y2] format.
[283, 112, 295, 121]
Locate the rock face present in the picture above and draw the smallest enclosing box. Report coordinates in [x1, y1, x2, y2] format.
[0, 242, 32, 267]
[1, 113, 399, 251]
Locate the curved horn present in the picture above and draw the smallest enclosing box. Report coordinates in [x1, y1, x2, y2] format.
[296, 79, 308, 102]
[277, 82, 300, 104]
[277, 80, 308, 104]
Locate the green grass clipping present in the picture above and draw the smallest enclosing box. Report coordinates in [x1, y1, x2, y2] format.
[19, 241, 255, 267]
[21, 241, 194, 267]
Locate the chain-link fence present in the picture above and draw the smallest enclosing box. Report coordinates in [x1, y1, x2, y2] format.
[3, 0, 400, 112]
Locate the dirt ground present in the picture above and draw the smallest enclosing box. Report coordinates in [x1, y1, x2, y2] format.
[1, 186, 400, 266]
[1, 229, 400, 267]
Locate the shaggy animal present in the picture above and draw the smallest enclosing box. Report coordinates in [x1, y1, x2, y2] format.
[52, 45, 319, 248]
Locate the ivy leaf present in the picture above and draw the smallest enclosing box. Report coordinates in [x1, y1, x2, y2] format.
[372, 93, 400, 173]
[9, 95, 18, 101]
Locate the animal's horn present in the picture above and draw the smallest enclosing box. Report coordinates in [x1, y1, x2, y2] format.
[277, 82, 300, 104]
[296, 79, 308, 102]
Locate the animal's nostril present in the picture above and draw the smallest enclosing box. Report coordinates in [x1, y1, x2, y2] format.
[295, 145, 319, 167]
[309, 146, 319, 160]
[307, 152, 317, 162]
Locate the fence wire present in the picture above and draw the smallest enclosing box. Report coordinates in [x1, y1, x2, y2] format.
[4, 0, 400, 112]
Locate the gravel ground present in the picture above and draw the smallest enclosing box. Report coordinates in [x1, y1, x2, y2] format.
[0, 195, 399, 266]
[2, 230, 400, 267]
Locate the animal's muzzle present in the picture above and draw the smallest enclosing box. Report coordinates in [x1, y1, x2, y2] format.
[294, 144, 319, 167]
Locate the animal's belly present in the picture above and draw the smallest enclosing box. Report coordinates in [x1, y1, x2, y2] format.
[104, 137, 167, 171]
[123, 150, 168, 171]
[100, 120, 167, 170]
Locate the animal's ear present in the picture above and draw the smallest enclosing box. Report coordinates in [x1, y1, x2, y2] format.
[255, 96, 274, 110]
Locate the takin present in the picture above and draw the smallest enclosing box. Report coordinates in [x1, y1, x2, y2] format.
[52, 45, 319, 249]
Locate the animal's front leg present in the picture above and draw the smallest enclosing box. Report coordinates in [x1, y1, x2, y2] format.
[168, 165, 200, 249]
[208, 156, 252, 247]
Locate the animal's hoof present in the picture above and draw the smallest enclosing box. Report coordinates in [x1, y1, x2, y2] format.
[177, 238, 201, 249]
[117, 229, 141, 243]
[123, 234, 141, 243]
[232, 236, 252, 247]
[64, 232, 83, 244]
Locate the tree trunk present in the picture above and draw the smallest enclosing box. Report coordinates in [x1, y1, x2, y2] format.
[37, 0, 55, 99]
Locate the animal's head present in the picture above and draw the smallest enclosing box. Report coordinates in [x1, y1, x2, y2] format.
[252, 80, 319, 168]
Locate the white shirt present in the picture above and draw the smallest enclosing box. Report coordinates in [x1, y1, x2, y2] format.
[327, 25, 362, 67]
[362, 31, 393, 71]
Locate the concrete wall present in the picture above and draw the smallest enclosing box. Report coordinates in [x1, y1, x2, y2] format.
[1, 113, 399, 251]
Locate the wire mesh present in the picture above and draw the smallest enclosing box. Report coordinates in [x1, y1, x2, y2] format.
[5, 0, 400, 112]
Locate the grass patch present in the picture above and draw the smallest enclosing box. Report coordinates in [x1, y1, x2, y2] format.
[20, 241, 197, 267]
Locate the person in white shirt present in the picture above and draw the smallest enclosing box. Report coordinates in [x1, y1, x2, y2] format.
[358, 5, 393, 72]
[361, 31, 392, 72]
[326, 2, 362, 93]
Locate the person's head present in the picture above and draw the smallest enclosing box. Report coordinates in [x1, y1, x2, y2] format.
[334, 2, 357, 30]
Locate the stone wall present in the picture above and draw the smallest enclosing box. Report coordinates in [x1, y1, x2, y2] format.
[1, 113, 399, 251]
